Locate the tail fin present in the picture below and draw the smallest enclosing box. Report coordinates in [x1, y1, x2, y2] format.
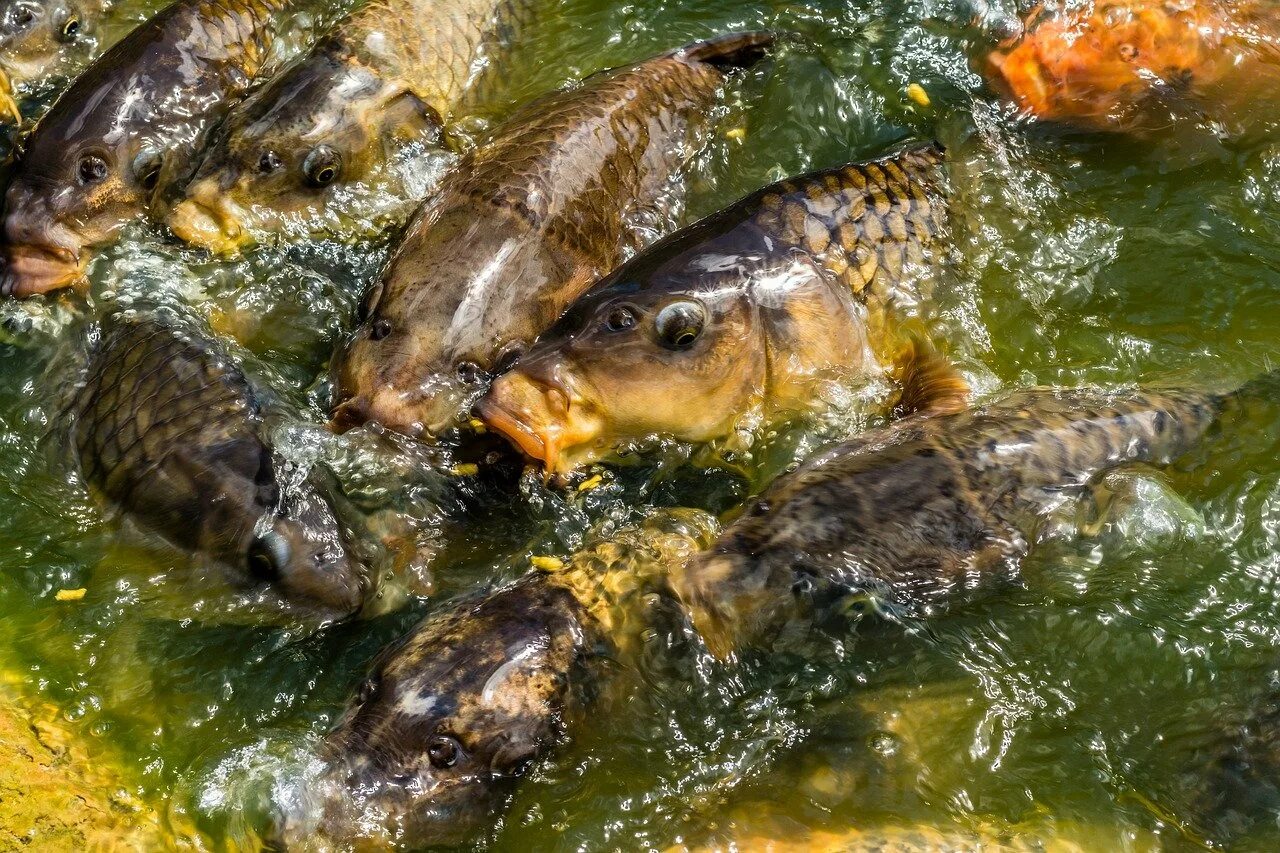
[1230, 368, 1280, 404]
[679, 31, 776, 71]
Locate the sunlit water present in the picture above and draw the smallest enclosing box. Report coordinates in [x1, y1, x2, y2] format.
[4, 0, 1280, 849]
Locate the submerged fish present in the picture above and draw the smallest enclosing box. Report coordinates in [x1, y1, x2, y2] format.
[166, 0, 531, 254]
[983, 0, 1280, 136]
[73, 313, 364, 620]
[0, 0, 288, 298]
[279, 510, 716, 846]
[479, 145, 964, 475]
[329, 32, 775, 439]
[674, 379, 1270, 658]
[0, 0, 105, 122]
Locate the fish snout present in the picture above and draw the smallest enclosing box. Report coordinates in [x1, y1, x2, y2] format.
[1, 241, 84, 297]
[256, 519, 366, 621]
[167, 186, 250, 255]
[477, 365, 602, 475]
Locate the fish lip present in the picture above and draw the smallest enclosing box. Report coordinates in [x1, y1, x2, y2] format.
[166, 196, 249, 256]
[475, 395, 550, 464]
[1, 243, 85, 297]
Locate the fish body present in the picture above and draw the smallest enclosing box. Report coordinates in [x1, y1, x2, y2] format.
[166, 0, 531, 254]
[0, 0, 287, 297]
[74, 313, 363, 620]
[330, 32, 774, 439]
[984, 0, 1280, 135]
[286, 509, 717, 846]
[479, 145, 955, 475]
[676, 384, 1232, 657]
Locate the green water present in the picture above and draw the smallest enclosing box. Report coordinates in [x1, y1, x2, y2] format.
[5, 0, 1280, 849]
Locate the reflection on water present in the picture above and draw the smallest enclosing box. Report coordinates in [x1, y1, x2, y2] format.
[2, 0, 1280, 848]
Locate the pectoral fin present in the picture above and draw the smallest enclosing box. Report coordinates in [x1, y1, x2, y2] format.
[891, 337, 969, 417]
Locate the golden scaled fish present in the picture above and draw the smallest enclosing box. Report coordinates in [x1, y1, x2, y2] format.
[673, 379, 1269, 659]
[74, 312, 365, 621]
[983, 0, 1280, 135]
[0, 0, 289, 298]
[479, 145, 963, 476]
[329, 32, 775, 439]
[278, 510, 717, 847]
[166, 0, 534, 255]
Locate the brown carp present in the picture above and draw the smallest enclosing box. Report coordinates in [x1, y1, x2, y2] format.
[166, 0, 532, 254]
[279, 509, 717, 846]
[329, 32, 775, 439]
[73, 312, 364, 620]
[0, 0, 288, 298]
[673, 380, 1267, 658]
[479, 145, 963, 476]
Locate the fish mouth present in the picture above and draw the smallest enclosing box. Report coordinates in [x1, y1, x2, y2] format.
[167, 196, 251, 256]
[477, 370, 603, 476]
[0, 68, 20, 124]
[1, 243, 85, 297]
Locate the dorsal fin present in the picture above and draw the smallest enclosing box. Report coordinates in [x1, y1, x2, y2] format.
[891, 336, 969, 417]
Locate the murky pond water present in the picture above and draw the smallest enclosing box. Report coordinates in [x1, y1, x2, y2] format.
[5, 0, 1280, 849]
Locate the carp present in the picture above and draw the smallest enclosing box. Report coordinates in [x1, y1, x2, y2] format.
[73, 312, 364, 620]
[479, 145, 963, 476]
[166, 0, 533, 254]
[328, 32, 775, 439]
[0, 0, 104, 122]
[674, 379, 1271, 658]
[983, 0, 1280, 136]
[277, 510, 717, 847]
[0, 0, 288, 298]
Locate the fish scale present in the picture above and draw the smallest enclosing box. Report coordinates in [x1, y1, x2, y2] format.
[675, 383, 1246, 657]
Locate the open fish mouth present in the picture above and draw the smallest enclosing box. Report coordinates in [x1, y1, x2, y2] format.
[167, 196, 250, 255]
[475, 394, 553, 465]
[1, 243, 86, 297]
[0, 67, 20, 124]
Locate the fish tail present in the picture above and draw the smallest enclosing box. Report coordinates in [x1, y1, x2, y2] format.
[678, 31, 775, 71]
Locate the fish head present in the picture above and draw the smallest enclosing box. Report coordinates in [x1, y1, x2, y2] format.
[0, 0, 95, 90]
[242, 483, 366, 622]
[479, 239, 864, 474]
[329, 215, 558, 439]
[277, 577, 583, 846]
[2, 91, 162, 296]
[167, 55, 442, 254]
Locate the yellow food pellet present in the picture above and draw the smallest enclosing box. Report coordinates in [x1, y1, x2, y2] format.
[577, 474, 603, 492]
[724, 127, 747, 142]
[55, 588, 86, 602]
[906, 83, 931, 107]
[530, 555, 564, 571]
[450, 463, 479, 476]
[468, 418, 487, 434]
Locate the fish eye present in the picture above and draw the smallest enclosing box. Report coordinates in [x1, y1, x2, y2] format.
[370, 318, 392, 340]
[131, 149, 162, 191]
[654, 301, 706, 350]
[356, 676, 379, 704]
[257, 150, 283, 174]
[427, 734, 461, 769]
[603, 305, 636, 333]
[58, 14, 79, 40]
[303, 145, 341, 188]
[247, 532, 290, 582]
[76, 153, 108, 185]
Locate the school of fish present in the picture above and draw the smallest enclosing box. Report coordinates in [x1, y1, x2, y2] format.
[1, 0, 1279, 847]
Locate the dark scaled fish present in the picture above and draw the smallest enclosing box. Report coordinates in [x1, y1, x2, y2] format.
[329, 32, 775, 439]
[166, 0, 533, 254]
[0, 0, 288, 297]
[983, 0, 1280, 136]
[73, 312, 364, 620]
[278, 509, 717, 847]
[479, 145, 963, 475]
[673, 380, 1268, 658]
